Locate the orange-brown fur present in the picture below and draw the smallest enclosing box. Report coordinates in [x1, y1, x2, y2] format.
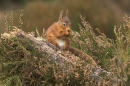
[46, 10, 71, 50]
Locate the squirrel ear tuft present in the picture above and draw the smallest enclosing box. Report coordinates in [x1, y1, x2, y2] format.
[59, 10, 63, 21]
[66, 9, 69, 16]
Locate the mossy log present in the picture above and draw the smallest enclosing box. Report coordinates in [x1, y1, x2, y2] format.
[1, 27, 127, 85]
[2, 27, 96, 66]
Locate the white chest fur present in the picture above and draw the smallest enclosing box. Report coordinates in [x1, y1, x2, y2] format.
[56, 39, 65, 49]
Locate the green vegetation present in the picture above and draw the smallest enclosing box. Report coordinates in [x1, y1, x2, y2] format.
[0, 11, 130, 85]
[0, 0, 130, 85]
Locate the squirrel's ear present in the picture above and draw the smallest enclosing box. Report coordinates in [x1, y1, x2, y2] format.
[59, 10, 63, 21]
[66, 9, 69, 17]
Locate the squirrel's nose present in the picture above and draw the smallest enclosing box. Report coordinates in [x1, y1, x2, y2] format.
[65, 27, 71, 36]
[66, 27, 70, 30]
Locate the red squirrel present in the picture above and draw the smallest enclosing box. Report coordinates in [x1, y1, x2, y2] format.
[46, 10, 71, 51]
[46, 10, 96, 65]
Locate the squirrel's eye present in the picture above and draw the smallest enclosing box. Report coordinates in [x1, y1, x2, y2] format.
[62, 23, 66, 27]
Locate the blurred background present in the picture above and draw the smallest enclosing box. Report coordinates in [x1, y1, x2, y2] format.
[0, 0, 130, 39]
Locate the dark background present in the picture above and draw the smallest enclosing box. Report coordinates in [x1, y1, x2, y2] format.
[0, 0, 130, 39]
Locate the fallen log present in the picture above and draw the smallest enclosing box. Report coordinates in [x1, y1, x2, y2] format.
[1, 27, 127, 85]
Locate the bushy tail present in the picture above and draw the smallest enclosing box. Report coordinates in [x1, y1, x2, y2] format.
[69, 46, 97, 65]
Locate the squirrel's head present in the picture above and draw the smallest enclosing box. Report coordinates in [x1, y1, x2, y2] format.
[58, 10, 71, 37]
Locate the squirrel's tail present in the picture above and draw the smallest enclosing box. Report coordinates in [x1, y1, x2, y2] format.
[69, 46, 97, 65]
